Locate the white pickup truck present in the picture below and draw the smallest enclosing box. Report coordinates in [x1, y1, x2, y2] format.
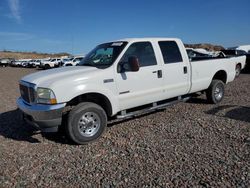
[17, 38, 246, 144]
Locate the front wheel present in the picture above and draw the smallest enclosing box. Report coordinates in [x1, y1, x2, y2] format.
[66, 102, 107, 144]
[206, 79, 225, 104]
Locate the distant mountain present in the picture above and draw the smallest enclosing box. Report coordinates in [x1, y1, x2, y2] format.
[0, 50, 70, 60]
[185, 43, 225, 51]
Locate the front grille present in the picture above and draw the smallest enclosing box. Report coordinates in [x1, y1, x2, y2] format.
[19, 82, 36, 104]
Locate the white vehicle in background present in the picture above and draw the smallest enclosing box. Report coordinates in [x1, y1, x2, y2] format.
[63, 56, 84, 66]
[40, 58, 62, 69]
[228, 45, 250, 54]
[13, 60, 22, 67]
[0, 59, 10, 67]
[13, 59, 31, 67]
[21, 61, 29, 67]
[61, 57, 74, 66]
[28, 59, 42, 68]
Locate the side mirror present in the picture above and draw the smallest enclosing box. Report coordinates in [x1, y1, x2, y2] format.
[117, 56, 140, 73]
[128, 56, 140, 72]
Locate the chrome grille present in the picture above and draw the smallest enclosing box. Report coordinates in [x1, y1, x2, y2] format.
[19, 82, 36, 104]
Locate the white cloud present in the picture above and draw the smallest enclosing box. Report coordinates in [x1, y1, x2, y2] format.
[7, 0, 21, 23]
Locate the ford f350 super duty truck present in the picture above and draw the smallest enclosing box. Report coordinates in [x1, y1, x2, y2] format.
[17, 38, 246, 144]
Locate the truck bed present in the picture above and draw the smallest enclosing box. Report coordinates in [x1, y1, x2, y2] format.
[189, 56, 246, 93]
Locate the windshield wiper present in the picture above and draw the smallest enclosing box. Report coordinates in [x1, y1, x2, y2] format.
[80, 63, 96, 67]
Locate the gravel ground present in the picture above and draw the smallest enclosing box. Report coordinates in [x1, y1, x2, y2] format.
[0, 67, 249, 187]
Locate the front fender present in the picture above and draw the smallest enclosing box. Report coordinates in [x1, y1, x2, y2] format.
[54, 83, 119, 116]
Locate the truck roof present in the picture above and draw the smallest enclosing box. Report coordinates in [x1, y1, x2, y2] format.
[114, 37, 181, 43]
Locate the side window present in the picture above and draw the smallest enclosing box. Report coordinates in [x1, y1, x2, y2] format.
[159, 41, 183, 64]
[120, 42, 157, 67]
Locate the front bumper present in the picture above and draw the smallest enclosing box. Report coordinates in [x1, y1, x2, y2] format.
[17, 97, 66, 132]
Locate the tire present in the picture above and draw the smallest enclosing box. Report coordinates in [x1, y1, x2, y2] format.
[66, 102, 107, 144]
[206, 79, 225, 104]
[44, 64, 50, 69]
[235, 64, 241, 77]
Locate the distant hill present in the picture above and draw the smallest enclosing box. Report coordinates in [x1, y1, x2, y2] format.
[185, 43, 225, 51]
[0, 50, 71, 60]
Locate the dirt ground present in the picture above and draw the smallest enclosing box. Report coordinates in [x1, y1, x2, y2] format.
[0, 67, 249, 187]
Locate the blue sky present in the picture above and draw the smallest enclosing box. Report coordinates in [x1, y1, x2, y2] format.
[0, 0, 250, 54]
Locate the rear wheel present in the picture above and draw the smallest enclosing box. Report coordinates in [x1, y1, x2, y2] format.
[235, 64, 241, 77]
[66, 102, 107, 144]
[206, 79, 225, 104]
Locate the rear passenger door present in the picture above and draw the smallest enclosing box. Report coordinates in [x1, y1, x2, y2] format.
[158, 41, 190, 98]
[116, 42, 164, 110]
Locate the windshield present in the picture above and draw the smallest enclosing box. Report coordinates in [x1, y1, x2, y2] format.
[78, 42, 128, 68]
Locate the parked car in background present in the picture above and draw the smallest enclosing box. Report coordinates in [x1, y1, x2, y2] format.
[17, 38, 246, 144]
[60, 57, 74, 66]
[0, 58, 11, 67]
[228, 45, 250, 54]
[221, 49, 247, 56]
[63, 56, 84, 66]
[21, 61, 29, 68]
[12, 59, 31, 67]
[11, 60, 21, 67]
[40, 58, 62, 69]
[28, 59, 42, 68]
[221, 49, 250, 75]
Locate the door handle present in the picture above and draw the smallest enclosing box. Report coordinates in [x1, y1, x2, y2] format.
[183, 66, 188, 74]
[153, 70, 162, 78]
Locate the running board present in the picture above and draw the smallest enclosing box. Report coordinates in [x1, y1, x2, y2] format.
[116, 96, 190, 119]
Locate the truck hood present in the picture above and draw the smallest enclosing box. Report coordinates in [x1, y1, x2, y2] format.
[21, 66, 98, 87]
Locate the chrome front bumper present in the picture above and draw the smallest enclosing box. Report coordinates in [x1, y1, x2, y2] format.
[17, 97, 66, 132]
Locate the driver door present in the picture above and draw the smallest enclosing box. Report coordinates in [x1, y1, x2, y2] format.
[115, 42, 164, 111]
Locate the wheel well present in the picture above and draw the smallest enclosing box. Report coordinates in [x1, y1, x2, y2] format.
[66, 93, 113, 117]
[212, 70, 227, 83]
[236, 63, 241, 68]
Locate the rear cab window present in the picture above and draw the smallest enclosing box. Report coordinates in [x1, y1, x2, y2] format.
[158, 41, 183, 64]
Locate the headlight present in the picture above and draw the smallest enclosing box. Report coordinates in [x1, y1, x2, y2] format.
[36, 87, 57, 104]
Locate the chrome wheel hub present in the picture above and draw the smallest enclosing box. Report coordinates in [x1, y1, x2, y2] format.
[214, 85, 223, 101]
[78, 112, 100, 137]
[236, 67, 240, 76]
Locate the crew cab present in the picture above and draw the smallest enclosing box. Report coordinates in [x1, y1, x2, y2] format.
[17, 38, 246, 144]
